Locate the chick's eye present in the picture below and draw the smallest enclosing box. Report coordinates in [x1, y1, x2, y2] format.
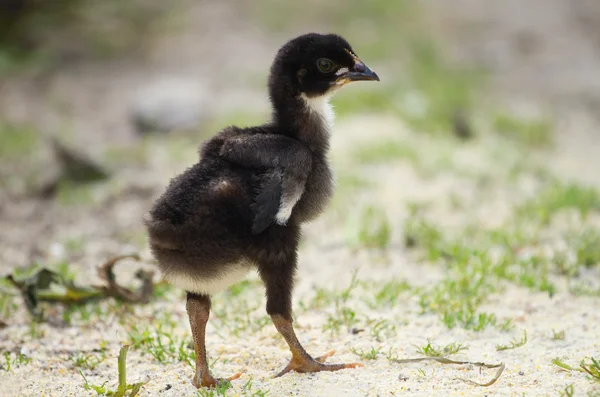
[317, 58, 335, 73]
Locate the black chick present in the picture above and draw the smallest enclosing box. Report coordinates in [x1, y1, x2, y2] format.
[144, 32, 380, 388]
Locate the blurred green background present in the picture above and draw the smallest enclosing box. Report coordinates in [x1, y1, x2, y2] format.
[3, 0, 590, 198]
[1, 0, 600, 311]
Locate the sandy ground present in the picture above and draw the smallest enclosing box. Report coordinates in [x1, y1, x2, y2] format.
[1, 114, 599, 397]
[1, 1, 600, 396]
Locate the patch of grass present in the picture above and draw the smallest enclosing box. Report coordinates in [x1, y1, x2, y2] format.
[241, 378, 269, 397]
[367, 318, 397, 342]
[491, 112, 553, 148]
[53, 261, 77, 283]
[355, 206, 392, 249]
[128, 319, 194, 367]
[404, 175, 600, 329]
[582, 358, 600, 381]
[80, 370, 110, 396]
[210, 276, 270, 337]
[570, 228, 600, 267]
[370, 280, 411, 308]
[115, 344, 148, 396]
[383, 348, 400, 362]
[299, 286, 336, 312]
[496, 330, 527, 351]
[350, 346, 382, 360]
[476, 226, 564, 296]
[402, 216, 444, 259]
[559, 384, 575, 397]
[28, 320, 45, 339]
[441, 308, 498, 332]
[71, 350, 107, 370]
[212, 298, 270, 338]
[323, 270, 362, 334]
[553, 358, 579, 372]
[500, 254, 556, 296]
[553, 357, 600, 382]
[79, 344, 146, 396]
[517, 181, 600, 224]
[324, 306, 358, 335]
[415, 240, 501, 331]
[2, 351, 31, 372]
[551, 329, 566, 341]
[196, 382, 233, 397]
[411, 237, 505, 331]
[414, 340, 468, 357]
[62, 299, 129, 326]
[499, 319, 515, 332]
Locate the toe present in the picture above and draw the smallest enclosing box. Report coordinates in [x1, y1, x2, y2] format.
[274, 363, 294, 378]
[315, 350, 336, 363]
[344, 362, 364, 369]
[225, 372, 242, 382]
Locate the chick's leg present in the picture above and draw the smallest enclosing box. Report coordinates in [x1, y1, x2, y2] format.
[186, 292, 241, 388]
[270, 314, 363, 377]
[259, 255, 362, 378]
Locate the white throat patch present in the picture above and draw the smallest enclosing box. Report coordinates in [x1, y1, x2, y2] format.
[300, 94, 335, 135]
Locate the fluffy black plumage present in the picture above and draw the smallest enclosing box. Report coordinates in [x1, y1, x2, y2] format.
[144, 32, 379, 388]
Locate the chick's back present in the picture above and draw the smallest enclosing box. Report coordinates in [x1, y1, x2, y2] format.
[144, 128, 260, 251]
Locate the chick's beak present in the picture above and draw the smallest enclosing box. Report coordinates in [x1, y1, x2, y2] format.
[336, 50, 380, 84]
[345, 60, 380, 82]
